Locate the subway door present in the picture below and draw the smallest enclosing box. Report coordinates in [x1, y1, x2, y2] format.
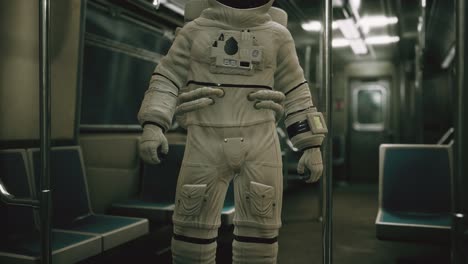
[347, 79, 392, 182]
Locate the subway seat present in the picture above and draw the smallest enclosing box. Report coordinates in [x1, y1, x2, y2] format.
[111, 143, 236, 225]
[28, 146, 149, 251]
[376, 144, 452, 242]
[0, 149, 101, 264]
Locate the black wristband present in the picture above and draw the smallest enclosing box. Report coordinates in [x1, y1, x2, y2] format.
[142, 121, 166, 133]
[287, 119, 311, 138]
[302, 145, 321, 152]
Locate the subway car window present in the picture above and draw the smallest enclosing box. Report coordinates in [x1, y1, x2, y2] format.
[357, 89, 384, 124]
[80, 3, 172, 126]
[1, 0, 467, 264]
[352, 84, 387, 131]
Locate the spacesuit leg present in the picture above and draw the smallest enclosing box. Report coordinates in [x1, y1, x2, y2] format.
[171, 127, 232, 264]
[231, 122, 283, 264]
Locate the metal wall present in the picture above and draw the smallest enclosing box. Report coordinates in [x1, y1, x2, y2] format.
[0, 0, 83, 143]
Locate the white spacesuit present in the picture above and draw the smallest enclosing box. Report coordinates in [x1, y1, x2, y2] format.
[138, 0, 327, 263]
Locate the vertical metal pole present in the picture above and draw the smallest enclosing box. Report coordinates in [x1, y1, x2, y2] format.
[39, 0, 52, 263]
[453, 1, 466, 263]
[322, 0, 333, 263]
[304, 45, 312, 82]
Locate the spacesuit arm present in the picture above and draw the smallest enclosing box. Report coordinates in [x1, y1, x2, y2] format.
[138, 26, 193, 132]
[274, 32, 327, 150]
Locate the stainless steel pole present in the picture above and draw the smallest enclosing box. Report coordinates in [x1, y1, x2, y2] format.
[39, 0, 52, 263]
[322, 0, 333, 263]
[453, 1, 466, 263]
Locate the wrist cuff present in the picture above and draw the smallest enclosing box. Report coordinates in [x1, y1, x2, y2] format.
[142, 121, 166, 133]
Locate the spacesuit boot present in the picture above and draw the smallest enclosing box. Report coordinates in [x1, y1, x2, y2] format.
[137, 0, 327, 263]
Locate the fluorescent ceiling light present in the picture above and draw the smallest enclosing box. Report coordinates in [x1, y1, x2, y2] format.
[365, 36, 400, 45]
[333, 35, 400, 48]
[301, 21, 339, 32]
[349, 0, 361, 11]
[337, 18, 360, 39]
[336, 18, 368, 54]
[301, 21, 322, 32]
[302, 15, 397, 33]
[349, 39, 368, 54]
[358, 16, 398, 32]
[332, 38, 350, 48]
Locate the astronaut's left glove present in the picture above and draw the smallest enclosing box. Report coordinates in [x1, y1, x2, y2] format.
[297, 147, 323, 183]
[248, 90, 285, 121]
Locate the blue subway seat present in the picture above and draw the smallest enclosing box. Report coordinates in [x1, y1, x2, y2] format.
[111, 144, 185, 223]
[28, 146, 149, 251]
[0, 149, 101, 263]
[375, 144, 452, 243]
[1, 230, 101, 264]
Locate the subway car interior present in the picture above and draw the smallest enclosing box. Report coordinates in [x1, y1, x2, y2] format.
[0, 0, 467, 263]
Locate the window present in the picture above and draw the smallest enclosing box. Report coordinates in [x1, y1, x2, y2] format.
[80, 4, 172, 129]
[352, 85, 387, 131]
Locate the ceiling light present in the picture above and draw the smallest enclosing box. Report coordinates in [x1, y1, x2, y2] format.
[332, 38, 350, 48]
[152, 0, 160, 6]
[301, 21, 339, 32]
[332, 22, 339, 30]
[332, 35, 400, 48]
[359, 16, 398, 28]
[301, 21, 322, 32]
[337, 18, 361, 39]
[365, 36, 400, 45]
[335, 18, 368, 55]
[349, 0, 361, 11]
[349, 39, 368, 54]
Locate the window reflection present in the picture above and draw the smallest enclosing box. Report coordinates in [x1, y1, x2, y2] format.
[357, 90, 384, 124]
[352, 85, 387, 131]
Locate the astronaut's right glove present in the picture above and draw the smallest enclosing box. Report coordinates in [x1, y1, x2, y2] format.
[297, 147, 323, 183]
[284, 107, 327, 183]
[139, 124, 169, 165]
[284, 107, 327, 149]
[175, 87, 224, 115]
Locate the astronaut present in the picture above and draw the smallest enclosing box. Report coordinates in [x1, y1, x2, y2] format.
[138, 0, 327, 263]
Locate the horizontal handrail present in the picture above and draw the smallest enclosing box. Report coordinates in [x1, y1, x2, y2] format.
[129, 0, 160, 13]
[0, 178, 40, 208]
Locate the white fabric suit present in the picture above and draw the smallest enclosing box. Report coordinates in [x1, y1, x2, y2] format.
[138, 0, 326, 263]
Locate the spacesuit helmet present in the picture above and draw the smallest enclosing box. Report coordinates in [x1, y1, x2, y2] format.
[215, 0, 272, 9]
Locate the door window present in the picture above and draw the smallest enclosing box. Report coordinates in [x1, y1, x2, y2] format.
[352, 85, 387, 131]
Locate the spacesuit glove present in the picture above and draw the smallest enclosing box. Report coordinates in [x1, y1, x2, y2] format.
[248, 90, 285, 120]
[178, 87, 224, 104]
[139, 124, 169, 165]
[175, 87, 224, 115]
[297, 147, 323, 183]
[247, 90, 285, 103]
